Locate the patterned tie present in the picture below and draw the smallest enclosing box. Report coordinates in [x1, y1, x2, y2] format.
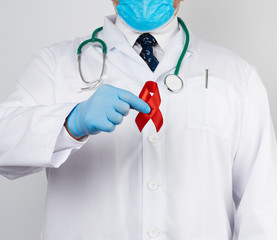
[136, 33, 159, 72]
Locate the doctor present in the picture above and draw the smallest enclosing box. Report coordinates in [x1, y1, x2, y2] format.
[0, 0, 277, 239]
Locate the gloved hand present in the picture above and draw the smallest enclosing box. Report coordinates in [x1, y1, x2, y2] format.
[66, 84, 151, 138]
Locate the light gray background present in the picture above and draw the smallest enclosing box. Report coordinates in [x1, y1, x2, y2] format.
[0, 0, 276, 239]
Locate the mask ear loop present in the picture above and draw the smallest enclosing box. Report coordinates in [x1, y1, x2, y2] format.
[174, 4, 180, 17]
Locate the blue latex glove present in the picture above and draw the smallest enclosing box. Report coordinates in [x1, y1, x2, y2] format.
[66, 84, 151, 138]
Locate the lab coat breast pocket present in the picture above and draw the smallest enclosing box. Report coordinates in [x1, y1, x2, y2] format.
[186, 76, 237, 139]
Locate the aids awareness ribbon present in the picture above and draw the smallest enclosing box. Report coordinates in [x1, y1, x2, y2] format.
[136, 81, 163, 132]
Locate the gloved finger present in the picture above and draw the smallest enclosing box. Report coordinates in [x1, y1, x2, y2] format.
[92, 118, 116, 133]
[116, 88, 151, 114]
[106, 109, 124, 125]
[114, 101, 130, 116]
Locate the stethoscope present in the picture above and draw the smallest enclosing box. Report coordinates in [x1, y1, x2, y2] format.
[77, 17, 190, 93]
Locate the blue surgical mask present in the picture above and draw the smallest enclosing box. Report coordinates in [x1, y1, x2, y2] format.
[117, 0, 175, 32]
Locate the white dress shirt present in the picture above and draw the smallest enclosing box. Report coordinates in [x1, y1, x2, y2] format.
[115, 15, 180, 62]
[1, 14, 277, 240]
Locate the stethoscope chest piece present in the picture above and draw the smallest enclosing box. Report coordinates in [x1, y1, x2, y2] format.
[164, 74, 184, 93]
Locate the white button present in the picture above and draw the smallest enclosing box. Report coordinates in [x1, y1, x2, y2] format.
[148, 134, 158, 143]
[148, 228, 160, 238]
[148, 181, 159, 191]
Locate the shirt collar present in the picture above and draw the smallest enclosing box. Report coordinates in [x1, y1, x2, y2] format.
[115, 15, 179, 52]
[102, 14, 196, 53]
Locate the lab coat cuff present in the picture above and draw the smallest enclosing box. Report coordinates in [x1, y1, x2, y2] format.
[54, 125, 89, 152]
[50, 104, 89, 168]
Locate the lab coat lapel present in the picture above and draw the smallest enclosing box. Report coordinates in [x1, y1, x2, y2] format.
[152, 28, 195, 81]
[115, 44, 147, 69]
[101, 15, 151, 76]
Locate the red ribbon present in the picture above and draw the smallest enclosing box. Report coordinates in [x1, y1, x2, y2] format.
[136, 81, 163, 132]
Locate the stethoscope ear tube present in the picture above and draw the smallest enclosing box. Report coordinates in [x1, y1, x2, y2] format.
[77, 27, 107, 90]
[78, 52, 105, 91]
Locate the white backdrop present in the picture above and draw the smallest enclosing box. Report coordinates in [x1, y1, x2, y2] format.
[0, 1, 276, 239]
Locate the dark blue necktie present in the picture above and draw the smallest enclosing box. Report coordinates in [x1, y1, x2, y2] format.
[136, 33, 159, 72]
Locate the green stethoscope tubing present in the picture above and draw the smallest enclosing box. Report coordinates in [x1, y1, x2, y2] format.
[77, 27, 107, 55]
[77, 17, 190, 89]
[174, 17, 190, 76]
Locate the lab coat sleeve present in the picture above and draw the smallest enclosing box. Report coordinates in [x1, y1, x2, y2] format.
[0, 48, 88, 180]
[232, 67, 277, 239]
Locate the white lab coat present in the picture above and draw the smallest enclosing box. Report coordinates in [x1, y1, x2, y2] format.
[1, 15, 277, 240]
